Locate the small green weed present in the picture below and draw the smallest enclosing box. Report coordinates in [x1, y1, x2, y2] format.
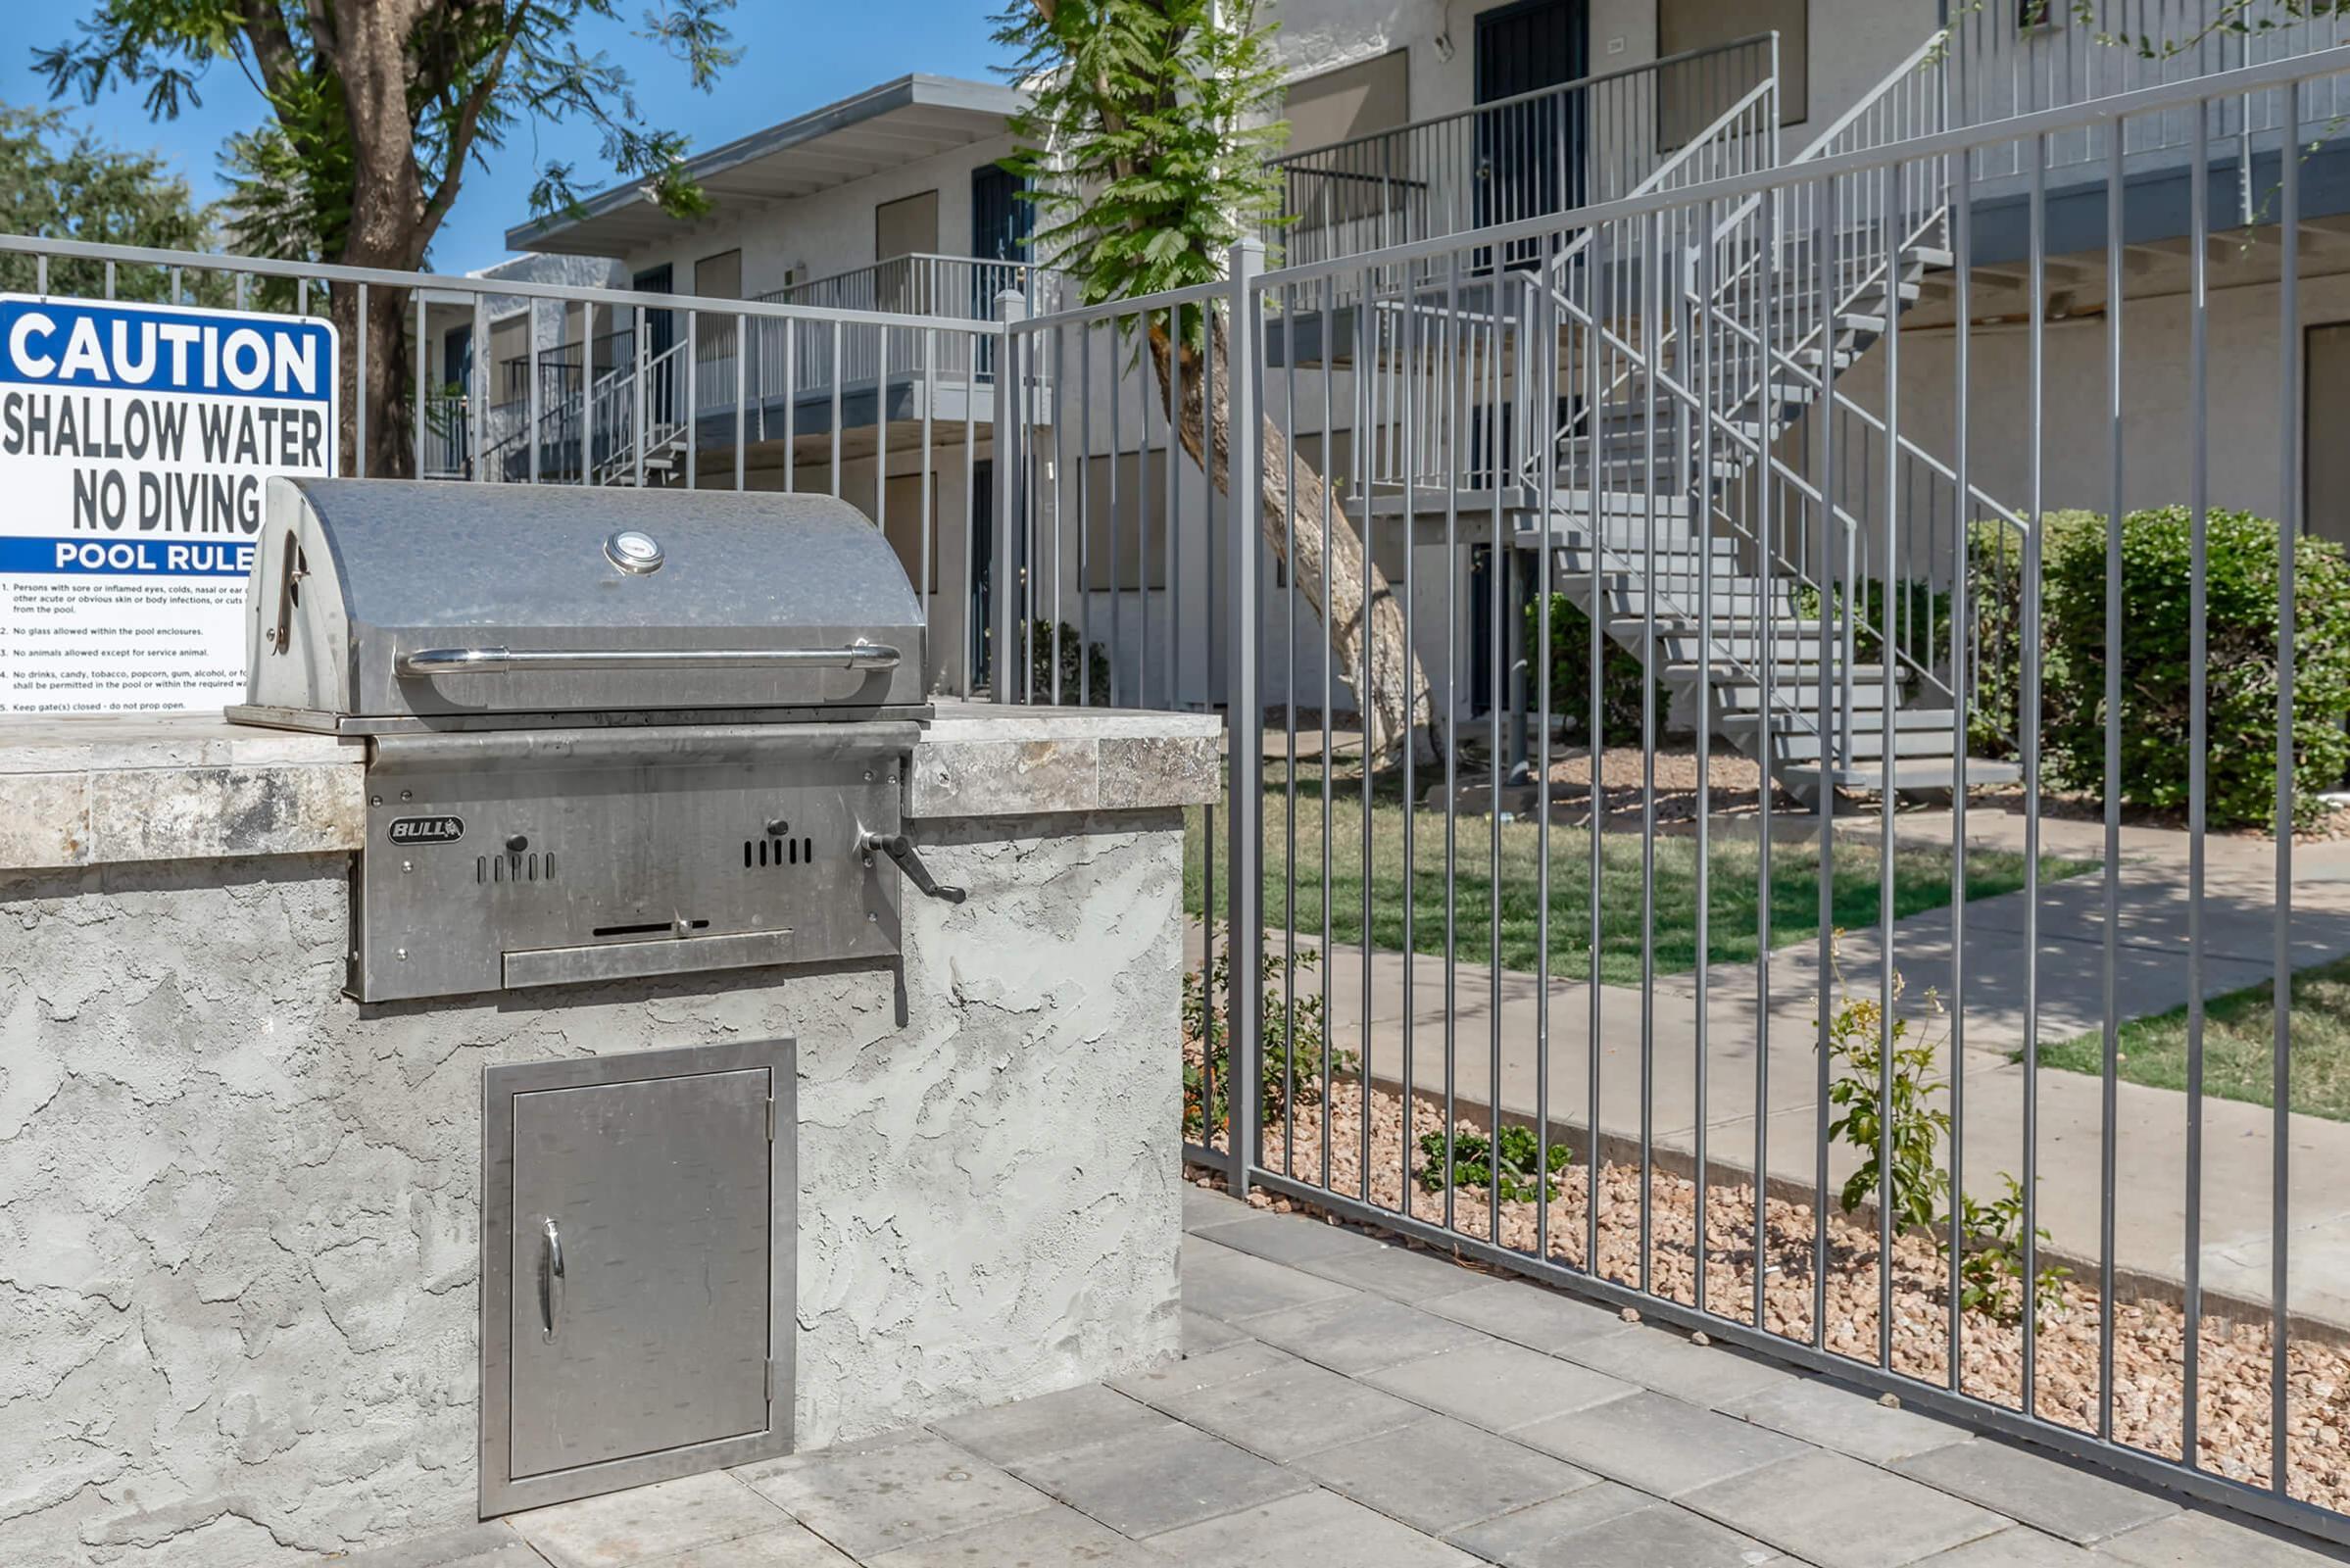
[1413, 1124, 1573, 1202]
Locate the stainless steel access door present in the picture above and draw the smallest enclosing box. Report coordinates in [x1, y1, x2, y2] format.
[480, 1040, 794, 1515]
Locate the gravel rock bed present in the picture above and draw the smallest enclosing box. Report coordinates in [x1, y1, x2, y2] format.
[1208, 1071, 2350, 1509]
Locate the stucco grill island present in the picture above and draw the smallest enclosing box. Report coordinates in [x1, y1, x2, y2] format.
[0, 473, 1219, 1566]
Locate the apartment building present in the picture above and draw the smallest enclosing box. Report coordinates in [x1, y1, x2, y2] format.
[494, 0, 2350, 728]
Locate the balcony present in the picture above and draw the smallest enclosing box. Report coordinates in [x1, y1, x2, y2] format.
[1269, 35, 1781, 273]
[469, 255, 1054, 483]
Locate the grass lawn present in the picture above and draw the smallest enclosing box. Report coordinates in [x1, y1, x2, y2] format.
[1186, 782, 2093, 987]
[2039, 953, 2350, 1121]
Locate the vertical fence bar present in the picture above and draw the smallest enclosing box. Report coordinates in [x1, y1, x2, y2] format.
[1398, 256, 1421, 1216]
[2022, 126, 2049, 1419]
[1639, 204, 1660, 1296]
[414, 293, 428, 479]
[580, 300, 594, 487]
[1813, 172, 1838, 1349]
[1756, 170, 1780, 1337]
[736, 311, 749, 493]
[1536, 265, 1556, 1268]
[1694, 194, 1717, 1319]
[1319, 286, 1337, 1199]
[993, 291, 1025, 704]
[1228, 239, 1267, 1197]
[2185, 101, 2212, 1470]
[528, 300, 542, 486]
[355, 283, 370, 479]
[2099, 107, 2126, 1438]
[2272, 76, 2300, 1498]
[1876, 157, 1902, 1373]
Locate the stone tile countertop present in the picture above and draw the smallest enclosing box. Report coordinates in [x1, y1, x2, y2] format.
[0, 703, 1224, 873]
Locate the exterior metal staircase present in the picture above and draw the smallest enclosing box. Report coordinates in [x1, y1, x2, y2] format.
[480, 340, 689, 487]
[1511, 30, 2024, 807]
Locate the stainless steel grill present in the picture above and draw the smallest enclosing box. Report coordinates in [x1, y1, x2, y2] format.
[230, 475, 960, 1003]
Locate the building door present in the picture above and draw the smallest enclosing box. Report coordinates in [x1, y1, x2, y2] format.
[1474, 0, 1589, 265]
[631, 265, 676, 424]
[971, 168, 1033, 366]
[2310, 323, 2350, 558]
[971, 167, 1032, 268]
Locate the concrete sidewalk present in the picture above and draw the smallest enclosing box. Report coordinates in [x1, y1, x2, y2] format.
[347, 1189, 2347, 1568]
[1234, 814, 2350, 1327]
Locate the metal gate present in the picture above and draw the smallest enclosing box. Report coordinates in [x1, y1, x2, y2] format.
[997, 43, 2350, 1547]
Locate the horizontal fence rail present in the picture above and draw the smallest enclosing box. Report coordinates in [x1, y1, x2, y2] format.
[0, 232, 1050, 700]
[1001, 41, 2350, 1550]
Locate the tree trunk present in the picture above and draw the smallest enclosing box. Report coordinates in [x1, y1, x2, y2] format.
[320, 1, 434, 478]
[327, 282, 417, 478]
[1148, 313, 1435, 771]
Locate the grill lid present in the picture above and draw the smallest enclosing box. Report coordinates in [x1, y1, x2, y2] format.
[239, 477, 927, 728]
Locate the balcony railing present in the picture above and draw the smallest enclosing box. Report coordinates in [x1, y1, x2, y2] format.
[1269, 33, 1780, 270]
[1949, 0, 2350, 179]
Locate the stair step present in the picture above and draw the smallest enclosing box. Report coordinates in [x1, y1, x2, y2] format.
[1668, 664, 1906, 691]
[1759, 726, 1975, 762]
[1652, 630, 1839, 661]
[1777, 757, 2026, 796]
[1720, 707, 1966, 736]
[1526, 524, 1738, 557]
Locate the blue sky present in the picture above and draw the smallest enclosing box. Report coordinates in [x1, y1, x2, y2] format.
[3, 4, 1012, 272]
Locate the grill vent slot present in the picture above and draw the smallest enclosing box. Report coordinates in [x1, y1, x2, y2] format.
[744, 836, 817, 870]
[478, 852, 556, 885]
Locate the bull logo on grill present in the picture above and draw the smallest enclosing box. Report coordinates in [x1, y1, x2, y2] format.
[387, 814, 465, 846]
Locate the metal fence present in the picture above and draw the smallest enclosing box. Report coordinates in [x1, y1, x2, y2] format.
[0, 232, 1033, 697]
[1000, 42, 2350, 1547]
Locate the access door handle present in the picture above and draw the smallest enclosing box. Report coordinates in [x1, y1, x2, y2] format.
[540, 1217, 565, 1342]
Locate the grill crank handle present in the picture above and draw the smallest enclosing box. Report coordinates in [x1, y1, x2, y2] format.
[859, 830, 966, 905]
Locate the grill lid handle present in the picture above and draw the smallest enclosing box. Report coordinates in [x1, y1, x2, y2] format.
[395, 640, 901, 677]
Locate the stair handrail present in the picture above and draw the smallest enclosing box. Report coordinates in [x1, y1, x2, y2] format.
[1530, 75, 1783, 461]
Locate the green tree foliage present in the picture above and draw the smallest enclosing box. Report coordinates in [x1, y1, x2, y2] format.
[36, 1, 740, 473]
[993, 0, 1287, 318]
[992, 0, 1434, 765]
[0, 105, 225, 303]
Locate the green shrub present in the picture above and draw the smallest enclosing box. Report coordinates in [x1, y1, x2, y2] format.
[2037, 508, 2350, 831]
[1793, 577, 1952, 676]
[1027, 618, 1112, 706]
[1525, 593, 1665, 741]
[1957, 513, 2098, 759]
[1182, 928, 1355, 1142]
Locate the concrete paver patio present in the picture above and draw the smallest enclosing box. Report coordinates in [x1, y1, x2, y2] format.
[350, 1188, 2350, 1568]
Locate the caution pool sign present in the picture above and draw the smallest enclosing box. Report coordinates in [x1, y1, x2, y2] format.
[0, 295, 337, 714]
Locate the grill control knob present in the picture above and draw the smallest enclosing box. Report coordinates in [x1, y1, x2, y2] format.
[604, 529, 665, 574]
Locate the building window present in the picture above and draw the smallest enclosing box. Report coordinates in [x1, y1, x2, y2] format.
[1657, 0, 1807, 130]
[694, 248, 742, 300]
[875, 190, 941, 262]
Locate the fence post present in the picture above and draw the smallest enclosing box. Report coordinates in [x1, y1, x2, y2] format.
[993, 288, 1027, 705]
[1225, 237, 1266, 1197]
